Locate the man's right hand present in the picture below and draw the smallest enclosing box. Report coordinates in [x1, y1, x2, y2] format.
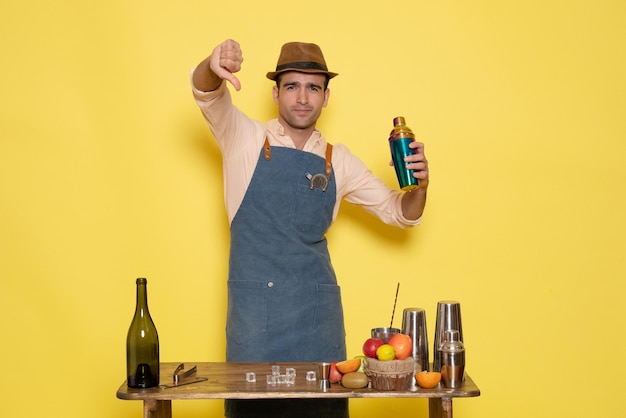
[193, 39, 244, 92]
[209, 39, 244, 91]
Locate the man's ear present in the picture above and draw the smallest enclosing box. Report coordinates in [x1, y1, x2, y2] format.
[272, 85, 279, 104]
[323, 88, 330, 107]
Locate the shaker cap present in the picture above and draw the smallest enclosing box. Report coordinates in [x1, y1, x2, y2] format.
[389, 116, 415, 141]
[440, 330, 465, 353]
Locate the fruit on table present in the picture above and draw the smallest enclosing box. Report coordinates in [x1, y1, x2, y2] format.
[415, 371, 441, 388]
[388, 333, 413, 360]
[341, 371, 369, 389]
[329, 362, 343, 383]
[336, 358, 361, 374]
[362, 337, 384, 358]
[353, 355, 367, 372]
[376, 344, 396, 361]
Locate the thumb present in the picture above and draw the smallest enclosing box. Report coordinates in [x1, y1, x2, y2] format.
[226, 74, 241, 91]
[210, 60, 242, 91]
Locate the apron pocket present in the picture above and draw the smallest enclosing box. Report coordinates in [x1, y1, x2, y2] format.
[227, 280, 269, 344]
[291, 184, 333, 243]
[313, 283, 346, 349]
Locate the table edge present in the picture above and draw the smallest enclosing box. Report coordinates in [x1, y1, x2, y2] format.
[116, 362, 480, 401]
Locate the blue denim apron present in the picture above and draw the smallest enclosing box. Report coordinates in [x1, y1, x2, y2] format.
[224, 142, 348, 417]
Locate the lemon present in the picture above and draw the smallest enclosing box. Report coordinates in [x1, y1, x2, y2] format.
[376, 344, 396, 361]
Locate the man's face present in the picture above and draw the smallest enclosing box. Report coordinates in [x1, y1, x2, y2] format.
[272, 72, 330, 133]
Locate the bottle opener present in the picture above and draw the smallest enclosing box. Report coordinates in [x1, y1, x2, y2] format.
[306, 173, 329, 192]
[159, 363, 208, 389]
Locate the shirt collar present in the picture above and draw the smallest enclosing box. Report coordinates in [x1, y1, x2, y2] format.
[266, 119, 325, 152]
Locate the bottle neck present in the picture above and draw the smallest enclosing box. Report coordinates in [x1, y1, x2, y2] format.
[135, 281, 150, 317]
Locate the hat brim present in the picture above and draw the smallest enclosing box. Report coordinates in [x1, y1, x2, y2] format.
[266, 68, 338, 81]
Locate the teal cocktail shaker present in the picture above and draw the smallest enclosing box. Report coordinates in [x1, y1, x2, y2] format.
[389, 116, 418, 191]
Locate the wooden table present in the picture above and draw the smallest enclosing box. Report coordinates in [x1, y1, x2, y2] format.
[116, 362, 480, 418]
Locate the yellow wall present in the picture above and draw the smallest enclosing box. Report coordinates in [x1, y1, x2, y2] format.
[1, 1, 625, 417]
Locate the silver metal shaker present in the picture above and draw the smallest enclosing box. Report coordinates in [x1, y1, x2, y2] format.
[440, 330, 465, 388]
[401, 308, 429, 373]
[433, 300, 463, 372]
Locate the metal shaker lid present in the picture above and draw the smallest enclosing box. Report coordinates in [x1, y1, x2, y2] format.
[440, 330, 465, 353]
[389, 116, 415, 141]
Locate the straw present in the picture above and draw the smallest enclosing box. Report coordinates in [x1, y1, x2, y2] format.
[389, 282, 400, 328]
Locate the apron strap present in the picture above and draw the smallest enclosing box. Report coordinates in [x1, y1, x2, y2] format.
[263, 137, 272, 160]
[325, 143, 333, 180]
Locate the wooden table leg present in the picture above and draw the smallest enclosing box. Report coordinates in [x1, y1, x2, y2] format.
[429, 397, 453, 418]
[442, 398, 453, 418]
[143, 399, 172, 418]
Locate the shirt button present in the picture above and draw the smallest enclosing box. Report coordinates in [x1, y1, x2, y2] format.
[267, 282, 274, 288]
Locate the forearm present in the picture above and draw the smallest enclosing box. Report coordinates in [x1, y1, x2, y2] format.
[401, 186, 427, 220]
[192, 56, 224, 92]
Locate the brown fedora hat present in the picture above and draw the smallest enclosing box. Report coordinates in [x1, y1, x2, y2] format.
[266, 42, 338, 80]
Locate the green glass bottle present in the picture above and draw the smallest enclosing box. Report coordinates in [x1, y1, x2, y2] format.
[126, 278, 159, 388]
